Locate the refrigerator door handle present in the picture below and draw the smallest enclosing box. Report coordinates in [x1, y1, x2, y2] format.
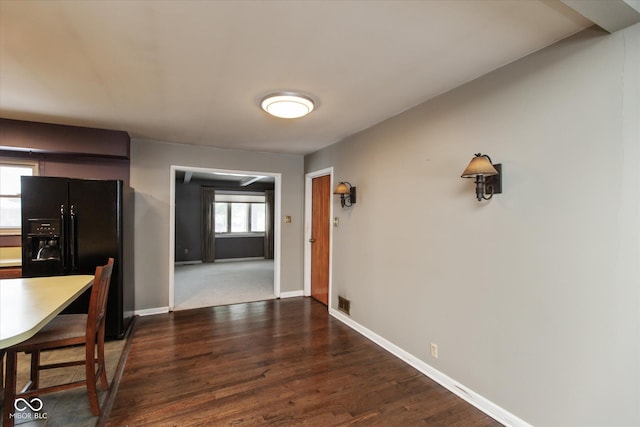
[70, 204, 77, 272]
[60, 204, 67, 271]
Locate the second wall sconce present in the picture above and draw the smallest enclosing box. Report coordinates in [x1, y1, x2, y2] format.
[334, 181, 356, 208]
[461, 153, 502, 201]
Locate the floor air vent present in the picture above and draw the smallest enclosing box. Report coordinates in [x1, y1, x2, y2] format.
[338, 296, 351, 315]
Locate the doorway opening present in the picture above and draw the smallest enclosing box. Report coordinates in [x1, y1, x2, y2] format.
[169, 165, 281, 311]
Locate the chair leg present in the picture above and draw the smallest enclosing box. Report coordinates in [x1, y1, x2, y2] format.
[3, 350, 18, 427]
[29, 350, 41, 391]
[0, 349, 4, 397]
[85, 339, 100, 416]
[97, 327, 108, 389]
[1, 349, 5, 399]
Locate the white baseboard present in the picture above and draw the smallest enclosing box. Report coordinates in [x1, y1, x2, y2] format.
[215, 257, 265, 263]
[329, 308, 532, 427]
[279, 290, 304, 298]
[135, 306, 170, 316]
[174, 261, 202, 266]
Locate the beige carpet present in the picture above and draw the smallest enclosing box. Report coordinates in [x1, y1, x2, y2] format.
[174, 259, 275, 311]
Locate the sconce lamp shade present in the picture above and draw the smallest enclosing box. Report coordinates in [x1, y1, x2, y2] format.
[461, 154, 498, 178]
[334, 182, 351, 195]
[334, 181, 356, 207]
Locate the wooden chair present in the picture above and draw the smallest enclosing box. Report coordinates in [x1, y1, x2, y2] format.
[0, 349, 4, 398]
[2, 258, 114, 426]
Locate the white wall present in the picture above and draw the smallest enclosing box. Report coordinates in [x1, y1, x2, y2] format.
[130, 139, 304, 310]
[305, 25, 640, 426]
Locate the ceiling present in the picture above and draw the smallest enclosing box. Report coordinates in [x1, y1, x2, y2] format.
[175, 170, 275, 186]
[0, 0, 620, 155]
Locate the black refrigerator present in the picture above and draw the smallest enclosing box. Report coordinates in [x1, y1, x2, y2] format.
[21, 176, 134, 339]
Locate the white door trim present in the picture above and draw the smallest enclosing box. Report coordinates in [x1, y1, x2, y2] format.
[169, 165, 282, 311]
[304, 167, 334, 309]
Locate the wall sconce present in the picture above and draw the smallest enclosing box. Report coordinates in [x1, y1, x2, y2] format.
[461, 153, 502, 201]
[334, 181, 356, 208]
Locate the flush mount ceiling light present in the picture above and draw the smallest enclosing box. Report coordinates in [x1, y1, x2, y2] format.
[260, 92, 315, 119]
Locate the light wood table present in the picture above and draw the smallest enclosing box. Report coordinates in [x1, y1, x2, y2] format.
[0, 275, 94, 349]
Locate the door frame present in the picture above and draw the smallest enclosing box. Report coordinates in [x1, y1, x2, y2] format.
[169, 165, 282, 311]
[304, 167, 334, 309]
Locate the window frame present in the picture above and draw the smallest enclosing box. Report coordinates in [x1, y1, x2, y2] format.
[0, 158, 39, 235]
[214, 199, 266, 238]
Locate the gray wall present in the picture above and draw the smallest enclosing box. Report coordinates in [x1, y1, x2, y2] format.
[214, 236, 264, 260]
[305, 26, 640, 427]
[130, 139, 304, 309]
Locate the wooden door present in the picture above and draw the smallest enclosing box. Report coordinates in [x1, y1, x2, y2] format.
[310, 175, 330, 305]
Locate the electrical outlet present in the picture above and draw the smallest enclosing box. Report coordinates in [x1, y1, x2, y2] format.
[430, 342, 438, 359]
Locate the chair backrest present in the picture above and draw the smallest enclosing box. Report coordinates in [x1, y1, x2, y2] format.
[87, 258, 115, 335]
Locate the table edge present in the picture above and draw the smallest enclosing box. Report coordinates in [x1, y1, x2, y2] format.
[0, 275, 94, 349]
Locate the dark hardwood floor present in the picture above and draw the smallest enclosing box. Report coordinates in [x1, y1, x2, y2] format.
[106, 298, 501, 426]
